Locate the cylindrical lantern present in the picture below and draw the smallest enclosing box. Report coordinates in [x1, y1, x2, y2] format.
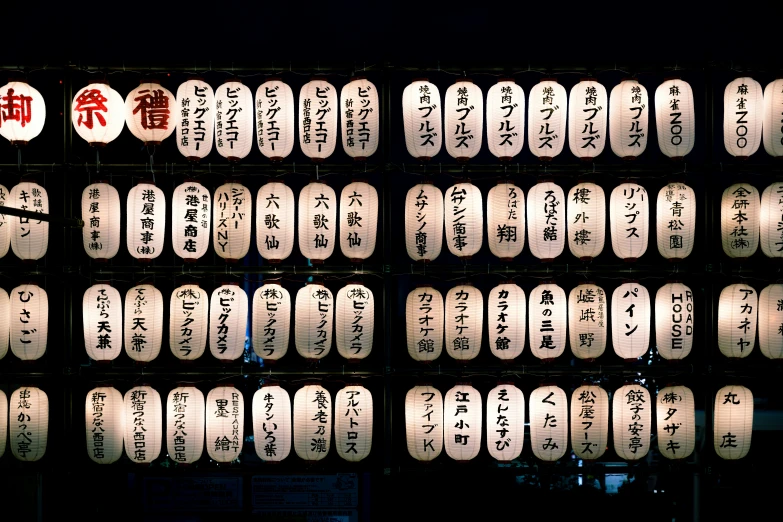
[123, 386, 162, 463]
[209, 284, 248, 361]
[72, 82, 125, 146]
[487, 183, 525, 260]
[124, 284, 163, 363]
[298, 181, 337, 262]
[445, 284, 483, 361]
[213, 182, 252, 261]
[761, 182, 783, 257]
[529, 385, 568, 461]
[10, 283, 47, 360]
[487, 283, 525, 360]
[82, 182, 120, 260]
[125, 81, 176, 145]
[613, 384, 651, 460]
[406, 286, 444, 362]
[405, 183, 444, 262]
[339, 181, 379, 261]
[169, 284, 208, 361]
[340, 77, 379, 159]
[252, 282, 291, 361]
[166, 386, 205, 464]
[405, 385, 443, 461]
[610, 79, 649, 159]
[402, 79, 442, 160]
[655, 79, 695, 159]
[486, 384, 524, 462]
[566, 182, 606, 260]
[763, 79, 783, 157]
[529, 282, 567, 360]
[611, 282, 651, 360]
[718, 283, 757, 358]
[299, 79, 338, 161]
[444, 80, 483, 161]
[0, 390, 6, 458]
[172, 181, 211, 261]
[486, 80, 524, 160]
[571, 385, 609, 459]
[0, 288, 9, 360]
[759, 284, 783, 359]
[256, 79, 295, 160]
[657, 183, 696, 260]
[657, 385, 695, 460]
[724, 77, 763, 158]
[256, 182, 295, 262]
[569, 283, 607, 360]
[568, 79, 608, 160]
[293, 384, 332, 461]
[127, 182, 165, 261]
[214, 81, 254, 161]
[83, 283, 122, 362]
[253, 385, 292, 462]
[9, 181, 49, 261]
[335, 283, 374, 360]
[206, 386, 244, 463]
[528, 80, 567, 160]
[85, 387, 125, 464]
[10, 387, 48, 461]
[176, 78, 215, 161]
[0, 184, 11, 258]
[444, 384, 481, 461]
[527, 181, 565, 261]
[0, 81, 45, 144]
[721, 183, 760, 258]
[444, 182, 482, 258]
[335, 385, 373, 462]
[610, 183, 649, 260]
[295, 283, 333, 360]
[655, 282, 694, 360]
[714, 385, 753, 460]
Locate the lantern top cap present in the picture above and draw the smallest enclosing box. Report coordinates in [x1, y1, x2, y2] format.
[454, 78, 473, 83]
[412, 77, 429, 83]
[540, 78, 558, 83]
[497, 77, 515, 83]
[663, 76, 681, 81]
[309, 75, 329, 82]
[222, 77, 243, 85]
[350, 75, 367, 81]
[185, 75, 205, 82]
[86, 80, 110, 86]
[621, 77, 639, 82]
[140, 78, 161, 85]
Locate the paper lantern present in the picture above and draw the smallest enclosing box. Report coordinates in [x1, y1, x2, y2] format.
[529, 282, 567, 360]
[714, 385, 753, 460]
[72, 82, 125, 146]
[335, 385, 373, 462]
[486, 80, 525, 160]
[566, 182, 606, 260]
[571, 385, 609, 459]
[657, 385, 695, 460]
[10, 283, 47, 360]
[125, 81, 176, 145]
[213, 182, 252, 261]
[252, 282, 291, 361]
[724, 77, 763, 158]
[763, 79, 783, 157]
[721, 183, 760, 258]
[612, 384, 651, 460]
[256, 182, 295, 262]
[568, 283, 607, 360]
[444, 182, 482, 258]
[402, 79, 442, 160]
[610, 183, 649, 260]
[487, 283, 525, 360]
[176, 78, 215, 160]
[405, 385, 443, 461]
[0, 184, 10, 258]
[339, 181, 379, 261]
[655, 282, 694, 360]
[214, 81, 254, 161]
[335, 283, 374, 360]
[527, 181, 565, 261]
[528, 80, 567, 160]
[405, 183, 444, 262]
[172, 181, 211, 261]
[85, 387, 125, 464]
[0, 288, 8, 360]
[253, 385, 292, 462]
[123, 386, 162, 463]
[611, 282, 651, 360]
[299, 79, 338, 161]
[10, 387, 48, 461]
[610, 79, 648, 159]
[127, 182, 165, 260]
[444, 80, 483, 161]
[655, 79, 695, 159]
[406, 286, 444, 362]
[0, 81, 46, 144]
[83, 283, 122, 362]
[82, 182, 120, 260]
[298, 181, 337, 262]
[256, 79, 295, 160]
[9, 181, 49, 261]
[169, 284, 209, 361]
[657, 183, 696, 260]
[529, 385, 568, 461]
[209, 284, 248, 361]
[124, 284, 163, 363]
[0, 390, 6, 458]
[206, 386, 244, 463]
[340, 78, 379, 159]
[445, 284, 483, 361]
[486, 384, 524, 462]
[293, 384, 332, 461]
[718, 283, 757, 358]
[487, 183, 525, 260]
[295, 283, 333, 360]
[167, 386, 205, 464]
[759, 284, 783, 359]
[761, 182, 783, 257]
[568, 79, 608, 160]
[444, 384, 481, 461]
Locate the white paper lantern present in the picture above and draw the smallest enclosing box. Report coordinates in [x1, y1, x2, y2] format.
[761, 182, 783, 257]
[213, 182, 252, 261]
[339, 181, 378, 261]
[125, 81, 176, 145]
[256, 79, 296, 160]
[0, 289, 9, 360]
[613, 384, 651, 460]
[405, 183, 444, 262]
[253, 385, 292, 462]
[83, 283, 122, 362]
[124, 284, 163, 363]
[0, 184, 10, 258]
[567, 182, 606, 260]
[445, 284, 483, 361]
[444, 80, 483, 161]
[655, 79, 695, 159]
[655, 282, 694, 360]
[340, 78, 379, 159]
[486, 384, 524, 462]
[724, 77, 763, 158]
[209, 284, 248, 361]
[611, 282, 651, 360]
[529, 282, 567, 360]
[713, 385, 753, 460]
[405, 385, 443, 461]
[571, 385, 609, 459]
[486, 80, 525, 160]
[487, 183, 524, 260]
[123, 385, 162, 463]
[295, 283, 333, 360]
[293, 384, 332, 461]
[610, 79, 649, 159]
[718, 283, 757, 358]
[176, 78, 214, 161]
[759, 284, 783, 359]
[444, 384, 481, 461]
[568, 79, 608, 160]
[0, 81, 46, 144]
[256, 182, 295, 262]
[172, 181, 211, 261]
[206, 386, 244, 463]
[527, 181, 565, 261]
[127, 182, 165, 261]
[406, 286, 444, 362]
[299, 79, 338, 161]
[9, 181, 48, 261]
[169, 284, 209, 361]
[487, 283, 525, 360]
[214, 81, 254, 161]
[252, 282, 291, 361]
[0, 390, 6, 458]
[82, 182, 120, 260]
[85, 387, 125, 464]
[166, 386, 205, 464]
[444, 182, 482, 259]
[529, 385, 568, 461]
[335, 283, 374, 360]
[656, 385, 695, 460]
[298, 182, 337, 262]
[721, 183, 760, 258]
[569, 283, 607, 360]
[335, 385, 373, 462]
[10, 283, 47, 361]
[610, 183, 649, 260]
[763, 79, 783, 157]
[528, 80, 567, 160]
[72, 83, 125, 146]
[402, 80, 442, 160]
[10, 387, 48, 461]
[657, 183, 696, 260]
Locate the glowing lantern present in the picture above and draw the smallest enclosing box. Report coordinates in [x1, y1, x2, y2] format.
[405, 385, 443, 461]
[487, 183, 524, 260]
[127, 182, 165, 261]
[610, 79, 648, 159]
[206, 386, 244, 462]
[657, 183, 696, 260]
[125, 81, 176, 145]
[714, 385, 753, 460]
[299, 79, 338, 161]
[295, 283, 333, 360]
[335, 283, 374, 360]
[406, 286, 444, 362]
[724, 77, 763, 158]
[0, 390, 5, 458]
[571, 385, 609, 459]
[257, 182, 295, 262]
[655, 79, 695, 159]
[293, 384, 332, 461]
[10, 283, 47, 360]
[0, 288, 8, 360]
[83, 283, 121, 362]
[82, 182, 120, 260]
[568, 283, 607, 360]
[759, 284, 783, 359]
[444, 182, 482, 258]
[529, 385, 567, 461]
[256, 79, 295, 160]
[9, 181, 48, 261]
[444, 384, 481, 461]
[340, 181, 378, 261]
[209, 284, 248, 361]
[402, 79, 442, 160]
[85, 386, 125, 464]
[298, 181, 337, 262]
[252, 282, 291, 361]
[721, 183, 759, 258]
[176, 78, 214, 161]
[341, 77, 379, 159]
[528, 80, 567, 160]
[655, 282, 694, 360]
[527, 181, 565, 261]
[124, 284, 163, 363]
[335, 385, 373, 462]
[405, 183, 443, 262]
[169, 284, 208, 361]
[72, 82, 125, 146]
[486, 384, 524, 461]
[0, 184, 10, 258]
[487, 283, 525, 360]
[761, 182, 783, 257]
[253, 385, 292, 462]
[610, 183, 649, 260]
[529, 282, 567, 360]
[444, 80, 483, 161]
[613, 384, 651, 460]
[166, 386, 205, 464]
[568, 79, 608, 160]
[0, 81, 45, 145]
[763, 79, 783, 157]
[657, 385, 695, 460]
[718, 283, 757, 358]
[486, 80, 524, 160]
[10, 387, 48, 461]
[214, 81, 254, 161]
[445, 284, 483, 361]
[611, 282, 651, 360]
[566, 182, 605, 260]
[213, 182, 252, 261]
[172, 181, 211, 261]
[123, 386, 162, 463]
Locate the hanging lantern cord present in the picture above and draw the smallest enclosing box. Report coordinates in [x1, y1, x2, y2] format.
[96, 148, 100, 175]
[17, 148, 22, 173]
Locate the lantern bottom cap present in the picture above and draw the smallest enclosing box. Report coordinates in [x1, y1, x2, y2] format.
[264, 258, 283, 264]
[349, 258, 367, 263]
[579, 256, 594, 262]
[536, 156, 554, 162]
[621, 156, 638, 161]
[185, 156, 201, 163]
[579, 156, 595, 162]
[538, 258, 555, 263]
[88, 142, 107, 148]
[143, 141, 162, 146]
[310, 259, 325, 265]
[181, 257, 199, 264]
[10, 140, 29, 147]
[92, 257, 110, 264]
[498, 257, 515, 262]
[352, 156, 368, 162]
[623, 257, 639, 263]
[310, 158, 325, 164]
[497, 156, 514, 162]
[267, 156, 285, 163]
[667, 156, 685, 161]
[415, 156, 432, 162]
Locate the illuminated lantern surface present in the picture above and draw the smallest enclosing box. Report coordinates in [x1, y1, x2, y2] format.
[529, 385, 568, 461]
[85, 387, 125, 464]
[568, 283, 607, 360]
[486, 80, 524, 160]
[169, 284, 208, 361]
[714, 385, 753, 460]
[486, 384, 524, 462]
[213, 182, 252, 261]
[340, 77, 379, 159]
[123, 386, 162, 464]
[0, 81, 46, 144]
[10, 387, 48, 461]
[444, 384, 481, 461]
[0, 289, 8, 360]
[566, 182, 605, 260]
[445, 284, 483, 361]
[763, 79, 783, 157]
[657, 183, 696, 260]
[444, 80, 483, 160]
[256, 79, 295, 160]
[724, 77, 763, 158]
[568, 79, 608, 159]
[760, 182, 783, 257]
[172, 181, 211, 261]
[0, 390, 6, 458]
[335, 385, 373, 462]
[176, 78, 214, 160]
[252, 282, 291, 361]
[83, 283, 121, 362]
[125, 81, 176, 145]
[166, 386, 205, 464]
[339, 181, 378, 261]
[721, 183, 759, 258]
[293, 384, 332, 461]
[405, 385, 443, 461]
[0, 184, 10, 258]
[655, 282, 694, 360]
[72, 82, 125, 146]
[609, 79, 649, 159]
[335, 283, 374, 360]
[214, 81, 254, 161]
[657, 385, 695, 460]
[405, 183, 443, 262]
[444, 182, 482, 258]
[655, 79, 695, 159]
[206, 386, 244, 463]
[487, 283, 525, 360]
[127, 182, 165, 261]
[256, 182, 295, 262]
[759, 284, 783, 359]
[402, 79, 442, 160]
[11, 283, 47, 360]
[529, 282, 567, 360]
[209, 284, 248, 361]
[571, 385, 609, 459]
[527, 181, 565, 261]
[528, 80, 567, 160]
[124, 284, 163, 363]
[487, 183, 524, 260]
[406, 286, 444, 362]
[82, 182, 121, 260]
[718, 283, 757, 358]
[613, 384, 651, 460]
[295, 283, 333, 360]
[253, 385, 292, 462]
[10, 181, 49, 261]
[299, 79, 338, 161]
[611, 282, 651, 360]
[298, 182, 337, 262]
[610, 183, 649, 260]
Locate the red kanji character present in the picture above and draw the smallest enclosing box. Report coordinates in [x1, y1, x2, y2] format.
[74, 89, 108, 129]
[133, 89, 170, 130]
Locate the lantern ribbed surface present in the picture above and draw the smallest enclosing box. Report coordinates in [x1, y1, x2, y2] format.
[445, 284, 483, 361]
[124, 284, 163, 363]
[206, 386, 244, 463]
[568, 80, 607, 159]
[527, 181, 565, 260]
[486, 80, 524, 159]
[444, 384, 481, 461]
[714, 385, 753, 460]
[176, 79, 214, 160]
[86, 387, 125, 464]
[655, 79, 695, 159]
[295, 284, 333, 360]
[759, 283, 783, 359]
[339, 181, 378, 261]
[529, 282, 567, 360]
[83, 283, 122, 362]
[444, 182, 483, 258]
[611, 282, 651, 360]
[73, 83, 125, 145]
[257, 182, 295, 262]
[252, 283, 291, 361]
[10, 181, 49, 260]
[567, 182, 605, 259]
[335, 283, 374, 360]
[613, 384, 651, 460]
[444, 80, 483, 160]
[11, 283, 47, 361]
[721, 183, 760, 258]
[123, 386, 162, 464]
[405, 183, 443, 262]
[487, 283, 525, 360]
[214, 81, 254, 161]
[341, 78, 379, 159]
[528, 80, 567, 159]
[763, 79, 783, 157]
[256, 80, 295, 160]
[406, 286, 444, 362]
[718, 283, 757, 358]
[169, 284, 208, 361]
[724, 77, 763, 157]
[569, 283, 607, 360]
[402, 80, 442, 160]
[487, 183, 524, 260]
[293, 384, 332, 461]
[125, 82, 176, 144]
[82, 182, 120, 260]
[657, 385, 695, 460]
[657, 183, 696, 260]
[335, 385, 373, 462]
[172, 181, 211, 261]
[760, 182, 783, 257]
[0, 288, 9, 360]
[166, 386, 205, 464]
[298, 182, 337, 262]
[405, 385, 443, 461]
[10, 387, 48, 461]
[0, 81, 46, 144]
[609, 79, 648, 159]
[486, 384, 524, 461]
[209, 284, 248, 361]
[610, 183, 649, 260]
[571, 385, 609, 459]
[127, 182, 165, 260]
[254, 385, 292, 462]
[299, 79, 338, 161]
[655, 283, 694, 360]
[529, 385, 568, 461]
[0, 184, 10, 258]
[213, 182, 252, 261]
